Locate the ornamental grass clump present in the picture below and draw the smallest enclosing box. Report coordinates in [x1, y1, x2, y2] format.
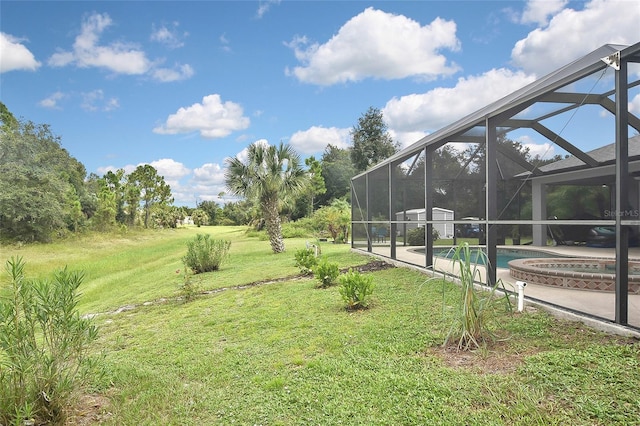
[338, 269, 374, 310]
[313, 257, 339, 288]
[183, 234, 231, 274]
[443, 243, 511, 351]
[0, 257, 99, 425]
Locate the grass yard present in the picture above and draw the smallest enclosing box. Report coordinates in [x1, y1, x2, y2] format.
[2, 227, 639, 425]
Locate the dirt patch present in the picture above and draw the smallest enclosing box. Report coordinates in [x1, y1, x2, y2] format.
[65, 394, 112, 425]
[345, 260, 395, 273]
[427, 340, 537, 375]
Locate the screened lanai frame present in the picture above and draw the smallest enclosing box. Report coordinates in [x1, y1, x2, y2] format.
[351, 42, 640, 327]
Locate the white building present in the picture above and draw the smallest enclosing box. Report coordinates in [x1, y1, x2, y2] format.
[395, 207, 454, 238]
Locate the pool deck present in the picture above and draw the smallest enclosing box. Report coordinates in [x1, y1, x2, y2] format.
[356, 244, 640, 334]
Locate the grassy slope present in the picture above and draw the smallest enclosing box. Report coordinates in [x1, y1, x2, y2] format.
[0, 227, 365, 314]
[2, 228, 639, 425]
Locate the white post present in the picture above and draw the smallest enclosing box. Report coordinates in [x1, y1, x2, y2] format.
[516, 281, 527, 312]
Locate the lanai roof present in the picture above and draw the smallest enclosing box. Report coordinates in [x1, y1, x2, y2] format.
[356, 42, 640, 178]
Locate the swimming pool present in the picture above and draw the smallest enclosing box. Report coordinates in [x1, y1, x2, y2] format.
[431, 247, 565, 269]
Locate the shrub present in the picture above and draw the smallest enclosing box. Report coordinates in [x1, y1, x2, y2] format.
[338, 269, 375, 310]
[313, 257, 339, 288]
[442, 243, 512, 351]
[0, 257, 99, 425]
[294, 247, 317, 275]
[406, 226, 439, 246]
[282, 219, 315, 238]
[177, 268, 200, 302]
[183, 234, 231, 274]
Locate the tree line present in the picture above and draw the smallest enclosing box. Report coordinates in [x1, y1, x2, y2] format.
[0, 103, 397, 245]
[1, 100, 607, 248]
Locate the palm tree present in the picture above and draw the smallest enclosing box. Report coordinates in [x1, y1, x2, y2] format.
[225, 141, 308, 253]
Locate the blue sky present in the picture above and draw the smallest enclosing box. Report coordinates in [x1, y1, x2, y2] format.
[1, 0, 639, 206]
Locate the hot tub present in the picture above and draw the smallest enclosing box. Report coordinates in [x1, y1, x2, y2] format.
[509, 258, 640, 293]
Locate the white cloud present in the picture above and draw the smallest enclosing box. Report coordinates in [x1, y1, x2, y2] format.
[154, 94, 250, 138]
[289, 126, 350, 154]
[48, 12, 193, 82]
[389, 130, 430, 150]
[189, 163, 228, 203]
[80, 89, 120, 112]
[630, 93, 640, 115]
[520, 0, 568, 25]
[235, 139, 270, 164]
[38, 91, 67, 109]
[219, 33, 232, 53]
[49, 12, 151, 74]
[512, 0, 640, 76]
[151, 64, 194, 82]
[193, 163, 225, 185]
[150, 23, 187, 49]
[0, 32, 41, 72]
[286, 7, 460, 85]
[516, 135, 556, 160]
[40, 90, 121, 112]
[383, 68, 536, 133]
[256, 0, 281, 19]
[96, 164, 137, 176]
[149, 158, 191, 189]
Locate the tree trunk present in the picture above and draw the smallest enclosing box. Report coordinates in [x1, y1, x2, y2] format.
[263, 197, 285, 253]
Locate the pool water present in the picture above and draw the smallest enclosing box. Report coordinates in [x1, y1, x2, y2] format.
[434, 248, 563, 269]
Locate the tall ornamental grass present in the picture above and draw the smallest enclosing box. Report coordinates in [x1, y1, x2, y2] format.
[0, 257, 98, 425]
[442, 243, 512, 351]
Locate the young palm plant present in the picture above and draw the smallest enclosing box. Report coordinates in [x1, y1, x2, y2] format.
[225, 142, 309, 253]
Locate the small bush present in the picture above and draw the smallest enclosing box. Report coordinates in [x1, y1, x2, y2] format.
[177, 268, 200, 302]
[0, 257, 99, 425]
[338, 269, 374, 310]
[183, 234, 231, 274]
[294, 247, 317, 275]
[282, 219, 315, 238]
[313, 257, 339, 288]
[406, 226, 439, 245]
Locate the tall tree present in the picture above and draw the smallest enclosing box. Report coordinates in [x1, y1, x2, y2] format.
[191, 208, 209, 227]
[128, 165, 173, 228]
[103, 169, 127, 224]
[304, 156, 326, 214]
[313, 199, 351, 243]
[221, 200, 254, 226]
[197, 200, 222, 225]
[0, 118, 86, 241]
[225, 142, 308, 253]
[318, 144, 356, 205]
[92, 179, 117, 231]
[0, 101, 18, 130]
[63, 186, 85, 232]
[350, 106, 398, 173]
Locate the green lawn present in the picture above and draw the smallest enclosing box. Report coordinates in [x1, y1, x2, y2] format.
[2, 227, 639, 425]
